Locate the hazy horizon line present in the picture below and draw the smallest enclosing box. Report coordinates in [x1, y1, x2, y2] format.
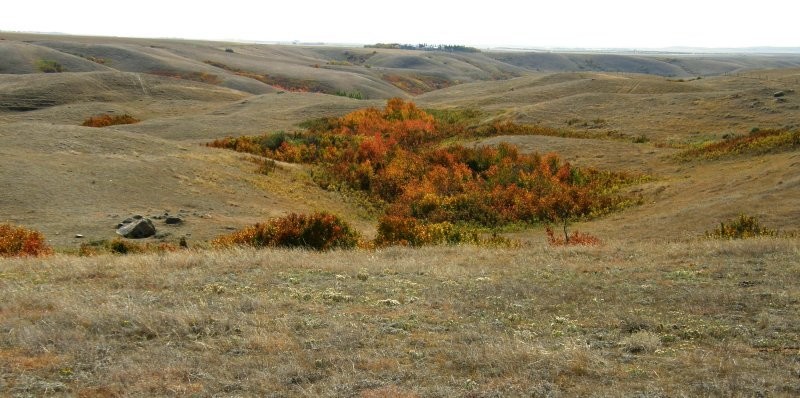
[3, 29, 800, 54]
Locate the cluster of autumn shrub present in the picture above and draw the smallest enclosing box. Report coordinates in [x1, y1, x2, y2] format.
[82, 114, 140, 127]
[0, 223, 52, 257]
[209, 99, 641, 246]
[679, 128, 800, 160]
[213, 212, 360, 250]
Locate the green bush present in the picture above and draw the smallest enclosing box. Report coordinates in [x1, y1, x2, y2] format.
[335, 90, 365, 100]
[706, 214, 776, 239]
[37, 60, 64, 73]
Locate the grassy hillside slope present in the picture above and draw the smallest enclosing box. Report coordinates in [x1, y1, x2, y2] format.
[488, 51, 800, 76]
[417, 71, 800, 140]
[0, 120, 376, 247]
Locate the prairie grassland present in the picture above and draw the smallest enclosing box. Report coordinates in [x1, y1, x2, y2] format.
[1, 239, 798, 396]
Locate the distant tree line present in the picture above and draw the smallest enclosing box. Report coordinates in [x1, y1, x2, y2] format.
[365, 43, 481, 53]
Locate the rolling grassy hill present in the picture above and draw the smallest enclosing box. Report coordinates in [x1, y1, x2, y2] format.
[1, 32, 799, 397]
[1, 32, 799, 246]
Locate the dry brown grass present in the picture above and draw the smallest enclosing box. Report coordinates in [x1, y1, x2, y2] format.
[1, 238, 798, 396]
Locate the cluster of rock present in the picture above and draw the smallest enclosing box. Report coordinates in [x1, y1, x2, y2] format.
[773, 90, 796, 103]
[115, 211, 185, 239]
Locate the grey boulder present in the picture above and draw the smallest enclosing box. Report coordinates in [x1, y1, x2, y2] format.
[165, 216, 184, 225]
[116, 218, 156, 239]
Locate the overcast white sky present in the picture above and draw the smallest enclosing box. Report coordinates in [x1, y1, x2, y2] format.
[1, 1, 798, 48]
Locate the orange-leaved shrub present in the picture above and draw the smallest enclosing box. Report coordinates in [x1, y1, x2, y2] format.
[0, 223, 53, 257]
[213, 212, 360, 251]
[545, 226, 601, 246]
[82, 114, 140, 127]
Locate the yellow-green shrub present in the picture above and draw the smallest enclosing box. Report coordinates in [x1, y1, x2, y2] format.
[213, 212, 360, 251]
[706, 214, 776, 239]
[680, 129, 800, 160]
[78, 238, 179, 256]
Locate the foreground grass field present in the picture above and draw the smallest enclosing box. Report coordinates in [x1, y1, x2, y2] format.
[1, 239, 798, 396]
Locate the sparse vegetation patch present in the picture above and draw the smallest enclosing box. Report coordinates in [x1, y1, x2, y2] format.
[61, 51, 108, 65]
[545, 225, 602, 246]
[78, 238, 179, 256]
[203, 60, 335, 93]
[678, 128, 800, 160]
[382, 74, 454, 94]
[148, 70, 221, 85]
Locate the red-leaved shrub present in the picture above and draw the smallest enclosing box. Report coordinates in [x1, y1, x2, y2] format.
[545, 226, 601, 246]
[82, 114, 140, 127]
[0, 223, 53, 257]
